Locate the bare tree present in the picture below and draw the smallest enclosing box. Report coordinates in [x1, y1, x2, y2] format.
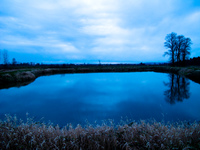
[12, 58, 17, 65]
[3, 50, 9, 65]
[163, 32, 177, 66]
[164, 33, 192, 66]
[176, 35, 185, 63]
[181, 37, 192, 63]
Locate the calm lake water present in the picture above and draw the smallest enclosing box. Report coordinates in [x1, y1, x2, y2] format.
[0, 72, 200, 126]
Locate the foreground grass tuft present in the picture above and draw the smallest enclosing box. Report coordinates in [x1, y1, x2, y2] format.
[0, 115, 200, 149]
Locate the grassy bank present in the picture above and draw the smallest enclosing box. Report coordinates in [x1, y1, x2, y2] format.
[0, 65, 200, 89]
[0, 115, 200, 149]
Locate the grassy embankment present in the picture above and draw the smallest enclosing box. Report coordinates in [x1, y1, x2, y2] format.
[0, 115, 200, 149]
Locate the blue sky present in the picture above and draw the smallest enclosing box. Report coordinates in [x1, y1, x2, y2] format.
[0, 0, 200, 64]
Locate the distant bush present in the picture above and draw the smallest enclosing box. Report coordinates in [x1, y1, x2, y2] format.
[0, 114, 200, 149]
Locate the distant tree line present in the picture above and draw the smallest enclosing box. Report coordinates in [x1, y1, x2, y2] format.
[164, 32, 192, 66]
[0, 49, 18, 66]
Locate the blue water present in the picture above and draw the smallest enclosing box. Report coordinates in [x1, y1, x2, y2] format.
[0, 72, 200, 126]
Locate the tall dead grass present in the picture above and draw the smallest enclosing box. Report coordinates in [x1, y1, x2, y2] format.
[0, 114, 199, 149]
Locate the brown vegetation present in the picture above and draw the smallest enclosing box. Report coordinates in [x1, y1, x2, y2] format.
[0, 115, 200, 149]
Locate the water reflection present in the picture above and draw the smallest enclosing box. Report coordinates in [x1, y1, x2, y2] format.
[164, 74, 190, 104]
[0, 72, 199, 126]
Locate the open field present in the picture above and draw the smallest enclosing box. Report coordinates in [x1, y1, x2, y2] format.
[0, 64, 200, 89]
[0, 114, 200, 149]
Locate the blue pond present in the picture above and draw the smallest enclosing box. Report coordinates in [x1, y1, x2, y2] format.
[0, 72, 200, 126]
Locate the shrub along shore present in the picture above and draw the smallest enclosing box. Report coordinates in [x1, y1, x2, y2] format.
[0, 65, 200, 89]
[0, 115, 200, 149]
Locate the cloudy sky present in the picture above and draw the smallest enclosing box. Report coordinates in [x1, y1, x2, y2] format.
[0, 0, 200, 64]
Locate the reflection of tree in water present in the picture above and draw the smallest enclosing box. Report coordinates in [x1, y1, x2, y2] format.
[164, 74, 190, 104]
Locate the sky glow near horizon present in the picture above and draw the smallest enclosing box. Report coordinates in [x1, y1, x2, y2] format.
[0, 0, 200, 64]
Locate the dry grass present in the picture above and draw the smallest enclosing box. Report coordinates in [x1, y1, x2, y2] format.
[0, 114, 200, 150]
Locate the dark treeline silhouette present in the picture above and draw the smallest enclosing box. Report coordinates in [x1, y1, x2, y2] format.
[182, 56, 200, 66]
[164, 74, 190, 104]
[0, 62, 150, 69]
[164, 32, 192, 66]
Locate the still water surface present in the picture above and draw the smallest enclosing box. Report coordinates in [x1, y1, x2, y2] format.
[0, 72, 200, 126]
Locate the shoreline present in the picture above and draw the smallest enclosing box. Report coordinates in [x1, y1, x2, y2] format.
[0, 65, 200, 89]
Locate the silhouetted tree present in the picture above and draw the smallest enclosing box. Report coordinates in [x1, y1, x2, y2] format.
[176, 35, 185, 63]
[164, 33, 192, 66]
[181, 37, 192, 64]
[164, 74, 190, 104]
[164, 32, 177, 66]
[3, 50, 9, 65]
[12, 58, 17, 65]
